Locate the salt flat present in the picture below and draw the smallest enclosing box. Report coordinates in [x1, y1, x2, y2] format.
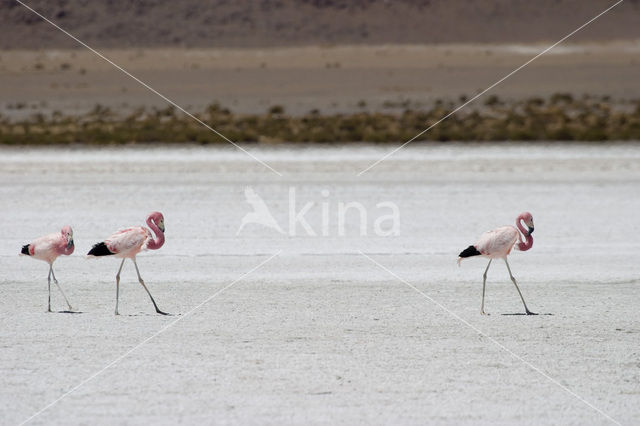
[0, 143, 639, 425]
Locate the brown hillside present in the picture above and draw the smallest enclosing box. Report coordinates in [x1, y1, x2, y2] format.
[0, 0, 638, 49]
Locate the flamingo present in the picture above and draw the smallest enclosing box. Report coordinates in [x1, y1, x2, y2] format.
[87, 212, 168, 315]
[457, 212, 535, 315]
[20, 226, 75, 312]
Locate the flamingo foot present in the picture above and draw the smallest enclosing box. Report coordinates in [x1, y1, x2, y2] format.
[526, 310, 538, 316]
[156, 308, 170, 316]
[481, 310, 489, 316]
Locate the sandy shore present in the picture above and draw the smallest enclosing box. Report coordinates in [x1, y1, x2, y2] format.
[1, 42, 639, 118]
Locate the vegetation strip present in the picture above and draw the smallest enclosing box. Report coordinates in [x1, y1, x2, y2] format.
[2, 94, 639, 144]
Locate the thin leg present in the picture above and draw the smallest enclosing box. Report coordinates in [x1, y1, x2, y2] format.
[481, 259, 492, 315]
[132, 259, 168, 315]
[504, 258, 536, 315]
[115, 258, 125, 315]
[50, 266, 73, 311]
[47, 265, 52, 312]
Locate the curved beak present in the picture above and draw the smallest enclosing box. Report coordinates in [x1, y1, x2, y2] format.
[528, 226, 534, 235]
[159, 224, 165, 233]
[67, 238, 74, 249]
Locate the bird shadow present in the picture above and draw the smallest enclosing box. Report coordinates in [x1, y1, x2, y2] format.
[56, 310, 84, 314]
[122, 313, 180, 317]
[501, 312, 554, 316]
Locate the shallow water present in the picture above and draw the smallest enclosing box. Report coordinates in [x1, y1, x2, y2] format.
[1, 143, 639, 424]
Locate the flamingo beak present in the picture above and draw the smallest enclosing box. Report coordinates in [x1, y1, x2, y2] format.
[67, 238, 74, 249]
[528, 226, 534, 235]
[159, 223, 165, 232]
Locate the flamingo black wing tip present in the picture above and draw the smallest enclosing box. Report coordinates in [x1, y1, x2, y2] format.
[458, 245, 481, 260]
[87, 242, 114, 257]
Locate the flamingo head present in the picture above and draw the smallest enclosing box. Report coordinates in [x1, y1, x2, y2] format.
[519, 212, 534, 235]
[61, 225, 74, 248]
[149, 211, 165, 232]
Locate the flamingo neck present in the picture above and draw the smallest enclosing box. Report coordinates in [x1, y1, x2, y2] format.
[516, 214, 533, 251]
[60, 239, 74, 256]
[146, 216, 165, 250]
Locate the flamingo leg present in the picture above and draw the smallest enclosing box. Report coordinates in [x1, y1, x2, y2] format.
[504, 258, 536, 315]
[481, 259, 492, 315]
[50, 266, 73, 311]
[132, 259, 168, 315]
[115, 258, 125, 315]
[47, 264, 52, 312]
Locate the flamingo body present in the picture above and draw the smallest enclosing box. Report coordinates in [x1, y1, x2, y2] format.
[21, 226, 75, 311]
[22, 230, 75, 263]
[88, 212, 168, 315]
[458, 212, 535, 315]
[93, 226, 154, 258]
[475, 226, 520, 258]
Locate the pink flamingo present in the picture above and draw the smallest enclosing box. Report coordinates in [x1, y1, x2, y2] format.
[458, 212, 535, 315]
[87, 212, 167, 315]
[20, 226, 75, 312]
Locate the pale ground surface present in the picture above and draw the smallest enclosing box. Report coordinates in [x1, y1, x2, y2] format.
[0, 143, 639, 425]
[1, 42, 639, 118]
